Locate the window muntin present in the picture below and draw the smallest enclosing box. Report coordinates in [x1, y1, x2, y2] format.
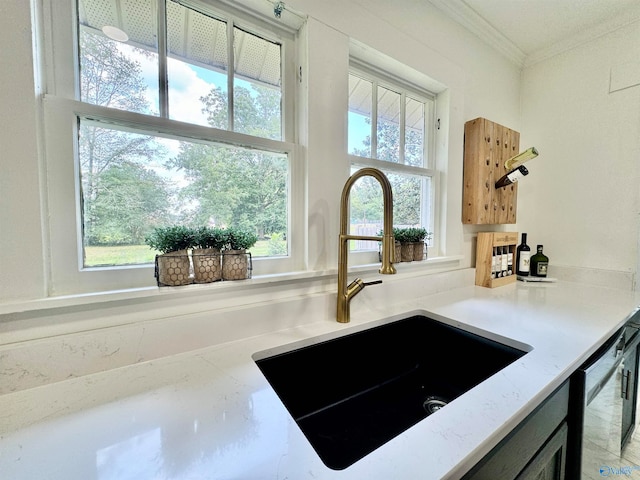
[348, 69, 435, 253]
[72, 0, 292, 270]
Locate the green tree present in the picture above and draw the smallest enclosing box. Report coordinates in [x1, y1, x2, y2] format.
[171, 83, 286, 239]
[78, 30, 170, 248]
[86, 162, 172, 245]
[349, 176, 383, 224]
[350, 119, 424, 226]
[201, 84, 281, 139]
[79, 32, 151, 113]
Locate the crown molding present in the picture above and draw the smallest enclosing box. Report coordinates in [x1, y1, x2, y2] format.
[429, 0, 640, 70]
[524, 4, 640, 68]
[428, 0, 526, 67]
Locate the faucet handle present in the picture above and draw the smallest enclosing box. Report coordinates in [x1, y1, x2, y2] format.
[346, 278, 364, 297]
[363, 280, 383, 287]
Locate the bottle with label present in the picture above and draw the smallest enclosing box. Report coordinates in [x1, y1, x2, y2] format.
[491, 247, 497, 278]
[501, 246, 508, 277]
[507, 247, 513, 276]
[530, 244, 549, 277]
[516, 233, 531, 276]
[495, 165, 529, 189]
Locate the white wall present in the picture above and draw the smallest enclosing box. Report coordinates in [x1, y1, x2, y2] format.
[0, 1, 47, 303]
[520, 21, 640, 288]
[0, 0, 522, 308]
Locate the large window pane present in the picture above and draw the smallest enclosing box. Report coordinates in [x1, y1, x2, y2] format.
[79, 120, 289, 267]
[376, 86, 401, 163]
[348, 74, 372, 157]
[78, 0, 159, 115]
[167, 1, 228, 127]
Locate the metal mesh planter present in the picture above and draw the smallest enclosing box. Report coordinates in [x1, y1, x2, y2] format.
[400, 243, 414, 262]
[222, 250, 253, 280]
[155, 250, 191, 286]
[192, 248, 222, 283]
[412, 242, 425, 261]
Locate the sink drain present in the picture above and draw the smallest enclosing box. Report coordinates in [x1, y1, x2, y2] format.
[423, 396, 448, 414]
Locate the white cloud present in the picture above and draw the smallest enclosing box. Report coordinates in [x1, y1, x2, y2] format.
[122, 46, 218, 126]
[167, 58, 216, 126]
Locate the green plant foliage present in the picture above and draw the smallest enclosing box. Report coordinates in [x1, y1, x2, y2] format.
[392, 227, 409, 244]
[391, 227, 432, 244]
[144, 225, 195, 254]
[225, 227, 259, 251]
[266, 232, 288, 256]
[193, 226, 228, 250]
[404, 227, 430, 243]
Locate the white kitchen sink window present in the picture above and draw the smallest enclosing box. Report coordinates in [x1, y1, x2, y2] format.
[40, 0, 300, 293]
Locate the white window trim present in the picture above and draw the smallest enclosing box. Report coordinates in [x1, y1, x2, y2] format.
[41, 0, 303, 295]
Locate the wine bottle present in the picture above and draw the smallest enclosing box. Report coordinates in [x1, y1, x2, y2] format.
[507, 246, 513, 276]
[530, 244, 549, 277]
[501, 246, 508, 277]
[504, 147, 538, 171]
[495, 165, 529, 189]
[516, 233, 531, 276]
[491, 247, 498, 278]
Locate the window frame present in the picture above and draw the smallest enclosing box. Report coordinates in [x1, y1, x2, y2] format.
[347, 61, 440, 262]
[42, 0, 302, 295]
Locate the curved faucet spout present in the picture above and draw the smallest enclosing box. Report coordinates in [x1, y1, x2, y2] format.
[337, 168, 396, 323]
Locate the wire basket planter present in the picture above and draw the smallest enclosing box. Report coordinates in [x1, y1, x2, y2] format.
[155, 251, 253, 287]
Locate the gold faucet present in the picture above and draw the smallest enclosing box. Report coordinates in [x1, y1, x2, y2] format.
[337, 167, 396, 323]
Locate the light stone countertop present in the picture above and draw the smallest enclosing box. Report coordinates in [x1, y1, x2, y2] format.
[1, 280, 639, 480]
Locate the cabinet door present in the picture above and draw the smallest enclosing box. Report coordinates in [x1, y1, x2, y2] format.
[461, 382, 569, 480]
[515, 422, 568, 480]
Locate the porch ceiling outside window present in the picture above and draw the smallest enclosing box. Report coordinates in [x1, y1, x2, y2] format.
[78, 0, 282, 88]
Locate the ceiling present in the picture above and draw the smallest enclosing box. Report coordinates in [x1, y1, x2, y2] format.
[429, 0, 640, 66]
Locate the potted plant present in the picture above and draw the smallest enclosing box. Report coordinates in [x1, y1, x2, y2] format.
[145, 225, 195, 286]
[192, 226, 227, 283]
[393, 228, 415, 262]
[222, 227, 258, 280]
[406, 227, 432, 261]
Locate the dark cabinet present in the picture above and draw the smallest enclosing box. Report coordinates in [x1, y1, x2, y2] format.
[515, 423, 568, 480]
[622, 336, 639, 449]
[462, 381, 569, 480]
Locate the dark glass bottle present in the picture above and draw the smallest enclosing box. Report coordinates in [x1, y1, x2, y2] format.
[530, 244, 549, 277]
[495, 165, 529, 189]
[516, 233, 531, 276]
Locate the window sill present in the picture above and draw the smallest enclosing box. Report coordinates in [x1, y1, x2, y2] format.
[0, 255, 463, 344]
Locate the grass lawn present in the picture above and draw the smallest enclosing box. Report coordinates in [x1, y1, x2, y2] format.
[85, 240, 276, 267]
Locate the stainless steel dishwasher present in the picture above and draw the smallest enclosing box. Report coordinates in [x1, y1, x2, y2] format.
[571, 310, 640, 480]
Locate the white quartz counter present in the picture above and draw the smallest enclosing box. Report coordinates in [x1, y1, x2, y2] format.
[2, 279, 640, 479]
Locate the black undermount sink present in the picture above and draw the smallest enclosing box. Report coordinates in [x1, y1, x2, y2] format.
[254, 314, 528, 470]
